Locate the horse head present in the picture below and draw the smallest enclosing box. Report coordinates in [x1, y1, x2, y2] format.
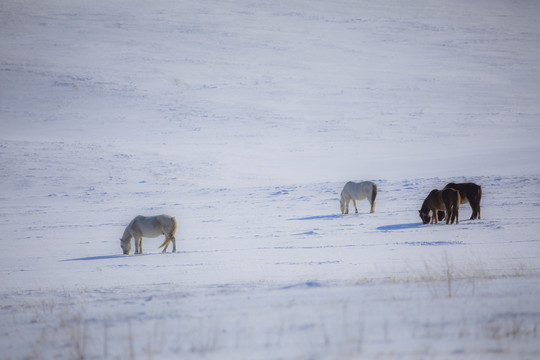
[339, 197, 346, 214]
[418, 209, 431, 224]
[120, 237, 131, 255]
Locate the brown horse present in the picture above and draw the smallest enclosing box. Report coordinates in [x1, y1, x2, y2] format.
[419, 188, 461, 224]
[443, 182, 482, 220]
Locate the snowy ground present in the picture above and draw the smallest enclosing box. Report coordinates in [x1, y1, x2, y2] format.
[1, 0, 540, 359]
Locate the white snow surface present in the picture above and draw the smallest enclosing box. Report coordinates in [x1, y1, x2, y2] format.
[1, 0, 540, 359]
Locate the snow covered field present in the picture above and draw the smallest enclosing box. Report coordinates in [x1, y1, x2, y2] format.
[1, 0, 540, 358]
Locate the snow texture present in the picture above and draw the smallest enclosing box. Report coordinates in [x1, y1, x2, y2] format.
[1, 0, 540, 359]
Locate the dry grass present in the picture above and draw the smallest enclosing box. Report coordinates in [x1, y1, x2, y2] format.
[4, 260, 539, 359]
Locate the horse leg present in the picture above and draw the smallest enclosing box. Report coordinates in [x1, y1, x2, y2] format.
[344, 199, 349, 214]
[455, 205, 459, 224]
[471, 203, 480, 220]
[431, 210, 437, 224]
[469, 200, 480, 220]
[437, 210, 445, 222]
[134, 235, 140, 254]
[352, 199, 358, 213]
[370, 199, 375, 213]
[171, 237, 177, 253]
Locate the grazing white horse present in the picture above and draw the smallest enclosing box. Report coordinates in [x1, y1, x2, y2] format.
[340, 181, 378, 214]
[120, 215, 177, 255]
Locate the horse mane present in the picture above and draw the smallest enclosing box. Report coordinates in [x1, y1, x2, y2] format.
[121, 218, 136, 240]
[420, 189, 438, 211]
[340, 182, 352, 198]
[420, 197, 430, 212]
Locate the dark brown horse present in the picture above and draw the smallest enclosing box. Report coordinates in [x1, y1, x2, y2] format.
[443, 182, 482, 220]
[419, 188, 461, 224]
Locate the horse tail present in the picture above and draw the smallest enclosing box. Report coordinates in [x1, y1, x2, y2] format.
[170, 216, 178, 238]
[158, 237, 170, 249]
[371, 183, 378, 204]
[477, 185, 482, 219]
[158, 216, 177, 249]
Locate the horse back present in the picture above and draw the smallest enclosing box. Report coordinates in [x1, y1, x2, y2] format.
[131, 215, 170, 237]
[444, 182, 481, 204]
[343, 181, 373, 199]
[442, 187, 460, 207]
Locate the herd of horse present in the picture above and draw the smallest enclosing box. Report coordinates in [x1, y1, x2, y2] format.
[418, 182, 482, 225]
[120, 181, 482, 255]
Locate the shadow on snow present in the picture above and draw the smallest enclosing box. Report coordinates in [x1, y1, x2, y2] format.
[61, 254, 146, 261]
[400, 240, 465, 246]
[288, 214, 342, 221]
[377, 222, 423, 231]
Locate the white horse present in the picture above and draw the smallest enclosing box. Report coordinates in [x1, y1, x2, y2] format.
[340, 181, 378, 214]
[120, 215, 177, 255]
